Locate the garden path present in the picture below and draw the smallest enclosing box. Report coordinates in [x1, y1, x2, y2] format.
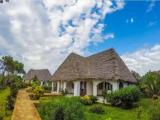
[11, 89, 41, 120]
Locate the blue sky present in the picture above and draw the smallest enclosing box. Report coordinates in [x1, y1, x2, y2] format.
[0, 0, 160, 75]
[88, 1, 160, 54]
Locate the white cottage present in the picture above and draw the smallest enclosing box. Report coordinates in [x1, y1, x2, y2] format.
[51, 48, 137, 96]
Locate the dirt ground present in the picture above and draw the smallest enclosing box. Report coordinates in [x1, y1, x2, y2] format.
[11, 89, 41, 120]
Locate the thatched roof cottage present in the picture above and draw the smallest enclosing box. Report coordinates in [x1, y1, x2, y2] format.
[51, 48, 137, 96]
[24, 69, 51, 85]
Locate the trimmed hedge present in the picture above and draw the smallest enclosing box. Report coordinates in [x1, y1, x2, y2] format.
[107, 85, 141, 109]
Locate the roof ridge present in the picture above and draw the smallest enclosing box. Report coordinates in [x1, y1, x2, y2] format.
[87, 48, 115, 58]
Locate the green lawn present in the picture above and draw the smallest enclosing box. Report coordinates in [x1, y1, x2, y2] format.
[37, 96, 157, 120]
[0, 87, 12, 120]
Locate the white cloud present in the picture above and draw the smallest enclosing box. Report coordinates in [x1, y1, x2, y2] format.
[126, 17, 134, 24]
[121, 44, 160, 75]
[0, 0, 124, 73]
[146, 0, 156, 13]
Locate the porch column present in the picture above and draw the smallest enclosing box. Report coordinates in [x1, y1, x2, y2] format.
[57, 81, 60, 93]
[93, 81, 99, 96]
[110, 81, 118, 91]
[63, 81, 67, 91]
[86, 82, 92, 95]
[51, 82, 54, 92]
[74, 81, 80, 96]
[40, 81, 43, 86]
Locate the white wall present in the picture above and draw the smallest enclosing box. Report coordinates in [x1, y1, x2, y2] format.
[74, 81, 80, 96]
[66, 82, 74, 94]
[86, 81, 93, 95]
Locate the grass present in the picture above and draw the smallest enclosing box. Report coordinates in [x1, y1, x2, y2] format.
[37, 96, 157, 120]
[0, 87, 12, 120]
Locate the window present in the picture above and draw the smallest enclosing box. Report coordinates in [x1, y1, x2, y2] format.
[98, 82, 112, 91]
[71, 83, 74, 89]
[98, 83, 103, 90]
[119, 82, 123, 89]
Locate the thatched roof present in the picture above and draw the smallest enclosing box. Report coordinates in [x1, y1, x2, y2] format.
[24, 69, 51, 81]
[52, 48, 137, 83]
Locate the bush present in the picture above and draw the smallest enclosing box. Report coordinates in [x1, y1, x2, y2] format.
[38, 97, 85, 120]
[0, 114, 3, 120]
[54, 105, 65, 120]
[140, 72, 160, 97]
[89, 105, 104, 114]
[31, 86, 44, 100]
[107, 85, 141, 109]
[80, 95, 92, 105]
[80, 95, 97, 105]
[43, 85, 52, 93]
[64, 102, 84, 120]
[6, 95, 15, 110]
[90, 96, 98, 104]
[61, 89, 68, 96]
[149, 100, 160, 120]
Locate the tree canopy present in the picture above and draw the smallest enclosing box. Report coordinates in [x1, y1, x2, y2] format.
[0, 56, 25, 75]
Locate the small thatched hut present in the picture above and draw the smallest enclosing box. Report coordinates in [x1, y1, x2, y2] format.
[24, 69, 51, 85]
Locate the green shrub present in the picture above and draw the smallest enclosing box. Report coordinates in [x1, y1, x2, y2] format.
[107, 85, 141, 109]
[89, 105, 105, 114]
[0, 114, 3, 120]
[80, 95, 97, 105]
[149, 100, 160, 120]
[43, 85, 52, 93]
[6, 95, 15, 110]
[31, 86, 44, 100]
[140, 72, 160, 97]
[64, 102, 84, 120]
[61, 89, 68, 96]
[90, 96, 98, 104]
[38, 97, 85, 120]
[54, 105, 65, 120]
[80, 95, 92, 105]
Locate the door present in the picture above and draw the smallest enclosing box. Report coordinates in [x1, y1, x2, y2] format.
[80, 81, 86, 96]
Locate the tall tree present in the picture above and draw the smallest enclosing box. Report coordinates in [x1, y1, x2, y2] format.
[140, 72, 160, 97]
[1, 56, 25, 75]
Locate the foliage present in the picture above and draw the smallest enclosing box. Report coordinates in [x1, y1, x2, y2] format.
[30, 85, 44, 100]
[38, 97, 85, 120]
[54, 105, 65, 120]
[32, 76, 40, 85]
[107, 85, 141, 109]
[1, 56, 25, 75]
[80, 95, 93, 105]
[38, 96, 160, 120]
[61, 89, 68, 96]
[64, 102, 84, 120]
[89, 105, 105, 114]
[80, 95, 97, 105]
[149, 100, 160, 120]
[139, 72, 160, 97]
[43, 82, 52, 93]
[6, 95, 15, 110]
[0, 88, 11, 120]
[90, 96, 98, 104]
[0, 75, 5, 89]
[136, 106, 143, 120]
